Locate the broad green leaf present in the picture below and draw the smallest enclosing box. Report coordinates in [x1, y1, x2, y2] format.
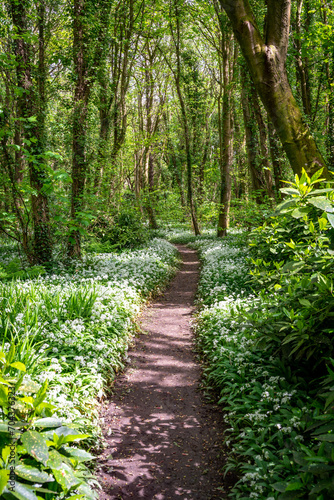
[328, 213, 334, 228]
[52, 462, 81, 492]
[282, 261, 305, 273]
[307, 463, 334, 473]
[16, 464, 54, 483]
[0, 384, 8, 405]
[61, 447, 94, 462]
[62, 433, 90, 444]
[46, 449, 63, 470]
[280, 188, 300, 196]
[10, 362, 26, 372]
[33, 380, 48, 409]
[316, 433, 334, 442]
[0, 423, 10, 433]
[308, 196, 333, 213]
[2, 446, 10, 463]
[310, 169, 324, 184]
[299, 298, 311, 307]
[34, 417, 62, 428]
[0, 469, 9, 494]
[3, 481, 38, 500]
[285, 481, 304, 491]
[273, 482, 288, 492]
[275, 199, 298, 213]
[291, 207, 309, 219]
[310, 188, 334, 195]
[21, 431, 49, 465]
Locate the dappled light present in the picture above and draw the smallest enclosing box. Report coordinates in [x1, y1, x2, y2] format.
[98, 246, 231, 499]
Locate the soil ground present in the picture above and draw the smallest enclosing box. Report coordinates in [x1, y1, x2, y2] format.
[97, 245, 232, 499]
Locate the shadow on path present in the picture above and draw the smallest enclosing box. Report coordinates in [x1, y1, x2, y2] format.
[97, 246, 232, 500]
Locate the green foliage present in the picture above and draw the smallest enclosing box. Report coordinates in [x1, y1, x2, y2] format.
[229, 195, 274, 229]
[191, 178, 334, 498]
[89, 208, 148, 251]
[248, 169, 334, 364]
[0, 259, 45, 282]
[0, 346, 98, 499]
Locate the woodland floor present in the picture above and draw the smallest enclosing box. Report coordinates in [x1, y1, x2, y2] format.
[97, 245, 233, 500]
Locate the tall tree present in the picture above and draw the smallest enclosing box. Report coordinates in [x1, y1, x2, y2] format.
[69, 0, 112, 257]
[219, 0, 331, 179]
[167, 0, 200, 235]
[9, 0, 52, 264]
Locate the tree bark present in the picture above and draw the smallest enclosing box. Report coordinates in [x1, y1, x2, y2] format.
[268, 118, 285, 195]
[217, 32, 233, 237]
[172, 1, 200, 235]
[10, 0, 52, 264]
[241, 69, 266, 203]
[219, 0, 330, 178]
[251, 91, 275, 201]
[294, 0, 312, 118]
[68, 0, 90, 258]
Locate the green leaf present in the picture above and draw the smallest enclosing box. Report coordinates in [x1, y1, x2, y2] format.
[10, 362, 26, 372]
[316, 433, 334, 442]
[273, 482, 288, 492]
[4, 481, 38, 500]
[307, 463, 334, 473]
[328, 213, 334, 228]
[33, 380, 47, 408]
[0, 384, 8, 405]
[62, 433, 90, 444]
[310, 188, 334, 195]
[61, 447, 94, 462]
[52, 462, 81, 492]
[308, 196, 333, 213]
[291, 207, 309, 219]
[34, 417, 63, 428]
[46, 449, 63, 470]
[282, 261, 305, 273]
[0, 469, 9, 494]
[280, 188, 301, 196]
[275, 199, 298, 213]
[298, 298, 311, 307]
[21, 430, 49, 465]
[0, 423, 10, 433]
[16, 464, 54, 483]
[310, 169, 324, 184]
[285, 482, 304, 491]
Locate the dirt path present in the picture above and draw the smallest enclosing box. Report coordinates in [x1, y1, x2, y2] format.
[97, 245, 230, 499]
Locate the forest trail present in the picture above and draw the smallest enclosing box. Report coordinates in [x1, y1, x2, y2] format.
[97, 245, 230, 500]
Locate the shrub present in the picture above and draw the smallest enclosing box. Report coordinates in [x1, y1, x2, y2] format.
[0, 344, 98, 499]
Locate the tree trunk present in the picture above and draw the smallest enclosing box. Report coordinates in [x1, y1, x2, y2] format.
[147, 152, 159, 229]
[217, 34, 233, 237]
[268, 118, 285, 196]
[251, 91, 275, 201]
[68, 0, 91, 258]
[172, 2, 200, 235]
[294, 0, 312, 118]
[241, 69, 266, 203]
[10, 0, 52, 264]
[219, 0, 330, 178]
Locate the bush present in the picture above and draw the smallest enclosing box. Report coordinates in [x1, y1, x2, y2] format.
[0, 344, 98, 499]
[88, 208, 148, 251]
[192, 171, 334, 499]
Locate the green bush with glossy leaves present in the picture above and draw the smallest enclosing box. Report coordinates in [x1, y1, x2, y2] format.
[0, 345, 98, 499]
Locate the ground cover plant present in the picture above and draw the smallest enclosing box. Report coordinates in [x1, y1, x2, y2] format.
[0, 238, 178, 497]
[193, 171, 334, 499]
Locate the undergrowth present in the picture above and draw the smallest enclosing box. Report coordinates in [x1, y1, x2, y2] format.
[193, 170, 334, 499]
[0, 238, 178, 498]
